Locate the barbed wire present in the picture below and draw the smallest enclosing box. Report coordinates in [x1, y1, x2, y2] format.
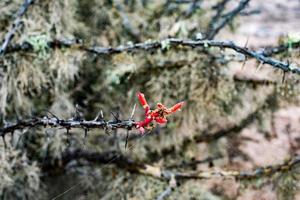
[5, 37, 300, 74]
[0, 106, 137, 148]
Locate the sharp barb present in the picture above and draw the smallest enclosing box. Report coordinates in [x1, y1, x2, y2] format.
[125, 130, 130, 149]
[83, 128, 88, 147]
[100, 110, 104, 119]
[255, 61, 263, 72]
[282, 71, 286, 84]
[66, 128, 70, 146]
[2, 135, 7, 148]
[10, 131, 14, 146]
[94, 110, 103, 121]
[244, 36, 250, 48]
[84, 129, 88, 139]
[130, 104, 136, 119]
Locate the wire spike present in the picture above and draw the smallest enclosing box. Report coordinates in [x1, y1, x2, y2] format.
[84, 128, 88, 139]
[255, 61, 263, 72]
[282, 71, 286, 84]
[10, 131, 14, 145]
[243, 36, 250, 49]
[130, 103, 136, 119]
[2, 135, 7, 148]
[94, 110, 103, 121]
[66, 127, 71, 146]
[83, 128, 88, 146]
[125, 129, 130, 149]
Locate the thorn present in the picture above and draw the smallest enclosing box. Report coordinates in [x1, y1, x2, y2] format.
[83, 128, 88, 147]
[282, 71, 286, 84]
[244, 36, 250, 49]
[130, 104, 136, 119]
[84, 128, 88, 139]
[125, 129, 130, 149]
[10, 131, 14, 145]
[241, 57, 247, 70]
[100, 110, 104, 119]
[94, 110, 103, 121]
[66, 128, 70, 145]
[2, 135, 7, 148]
[255, 61, 263, 72]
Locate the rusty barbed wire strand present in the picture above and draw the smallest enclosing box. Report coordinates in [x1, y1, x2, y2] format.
[0, 112, 137, 145]
[5, 37, 300, 74]
[0, 0, 35, 55]
[258, 41, 300, 57]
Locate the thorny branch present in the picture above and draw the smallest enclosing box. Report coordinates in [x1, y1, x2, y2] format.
[0, 0, 34, 55]
[6, 37, 300, 74]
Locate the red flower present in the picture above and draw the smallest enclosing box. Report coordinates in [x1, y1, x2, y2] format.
[136, 92, 184, 134]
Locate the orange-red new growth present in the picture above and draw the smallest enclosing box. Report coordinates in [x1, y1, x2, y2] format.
[136, 92, 184, 134]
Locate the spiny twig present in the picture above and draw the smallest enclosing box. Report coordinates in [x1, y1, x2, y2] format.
[0, 0, 34, 55]
[6, 37, 300, 74]
[206, 0, 251, 39]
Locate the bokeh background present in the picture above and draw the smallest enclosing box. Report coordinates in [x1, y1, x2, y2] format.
[0, 0, 300, 199]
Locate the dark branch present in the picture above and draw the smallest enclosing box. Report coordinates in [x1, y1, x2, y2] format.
[206, 0, 251, 39]
[0, 0, 34, 55]
[207, 0, 231, 37]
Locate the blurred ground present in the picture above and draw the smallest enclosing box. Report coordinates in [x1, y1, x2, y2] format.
[222, 0, 300, 46]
